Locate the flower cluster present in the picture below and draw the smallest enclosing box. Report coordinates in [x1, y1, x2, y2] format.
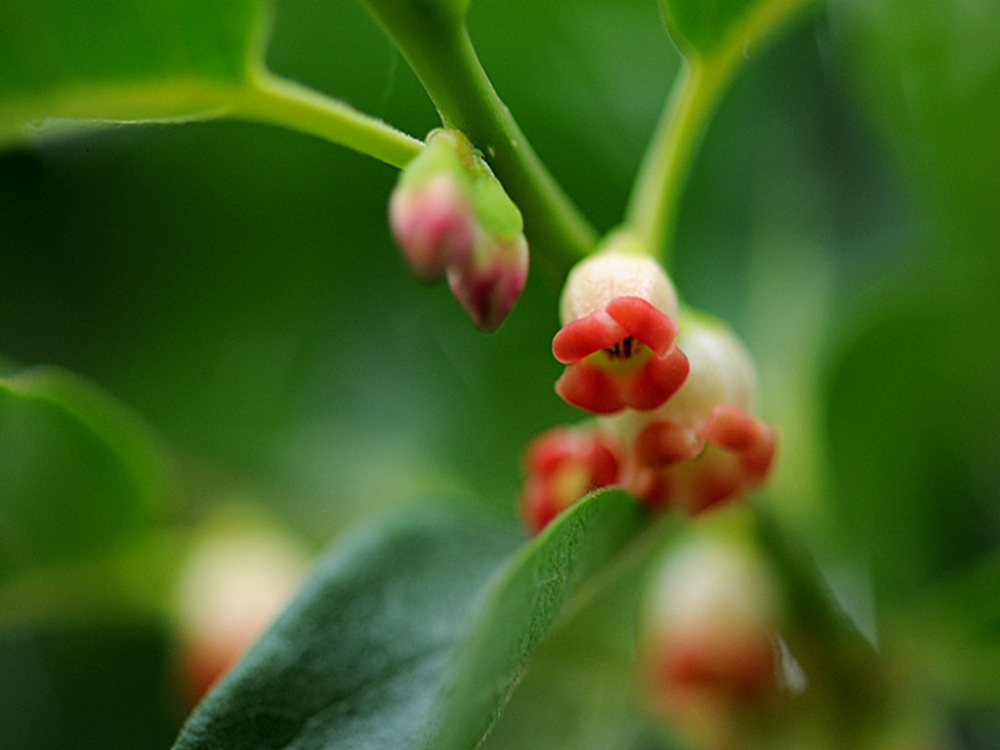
[519, 235, 775, 533]
[389, 128, 528, 332]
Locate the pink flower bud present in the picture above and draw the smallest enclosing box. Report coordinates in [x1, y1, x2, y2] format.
[553, 235, 688, 414]
[389, 172, 476, 281]
[389, 130, 477, 282]
[389, 128, 530, 331]
[518, 425, 623, 533]
[447, 233, 528, 332]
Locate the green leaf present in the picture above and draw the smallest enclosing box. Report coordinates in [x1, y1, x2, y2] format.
[172, 490, 646, 750]
[0, 0, 269, 144]
[658, 0, 817, 57]
[0, 367, 169, 580]
[482, 515, 680, 750]
[660, 0, 757, 53]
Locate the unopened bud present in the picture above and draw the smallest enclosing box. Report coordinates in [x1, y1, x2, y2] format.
[389, 130, 476, 281]
[389, 128, 529, 331]
[448, 233, 528, 332]
[639, 533, 787, 746]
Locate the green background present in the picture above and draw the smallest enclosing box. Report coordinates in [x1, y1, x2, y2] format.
[2, 0, 999, 746]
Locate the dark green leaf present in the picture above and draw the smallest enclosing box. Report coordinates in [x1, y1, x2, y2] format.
[0, 0, 270, 143]
[482, 515, 680, 750]
[0, 367, 169, 579]
[173, 490, 646, 750]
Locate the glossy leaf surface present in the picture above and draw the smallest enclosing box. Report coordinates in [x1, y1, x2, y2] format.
[173, 490, 645, 750]
[0, 0, 269, 143]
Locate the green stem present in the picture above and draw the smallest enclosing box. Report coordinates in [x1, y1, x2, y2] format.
[625, 55, 735, 264]
[625, 0, 820, 265]
[357, 3, 597, 271]
[231, 71, 424, 169]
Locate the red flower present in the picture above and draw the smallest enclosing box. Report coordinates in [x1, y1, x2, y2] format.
[519, 425, 623, 533]
[553, 243, 689, 414]
[604, 317, 776, 513]
[626, 404, 776, 514]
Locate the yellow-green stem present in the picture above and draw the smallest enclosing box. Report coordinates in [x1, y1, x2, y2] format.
[231, 71, 424, 169]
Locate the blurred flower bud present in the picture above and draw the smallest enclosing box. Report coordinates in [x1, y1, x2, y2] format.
[389, 128, 529, 331]
[553, 233, 689, 414]
[518, 424, 623, 533]
[172, 515, 310, 704]
[604, 315, 775, 513]
[639, 533, 786, 747]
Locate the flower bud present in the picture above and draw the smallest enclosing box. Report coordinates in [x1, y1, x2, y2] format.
[389, 128, 529, 331]
[389, 130, 476, 281]
[518, 424, 623, 533]
[447, 232, 528, 332]
[639, 533, 786, 747]
[552, 233, 688, 414]
[173, 517, 310, 704]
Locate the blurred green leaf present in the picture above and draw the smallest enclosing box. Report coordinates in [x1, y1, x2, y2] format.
[659, 0, 815, 56]
[660, 0, 759, 53]
[0, 0, 269, 144]
[0, 621, 181, 750]
[824, 0, 1000, 603]
[173, 489, 646, 750]
[0, 367, 169, 580]
[891, 546, 1000, 706]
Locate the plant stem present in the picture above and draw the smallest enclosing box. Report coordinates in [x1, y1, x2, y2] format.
[625, 0, 820, 265]
[231, 71, 424, 169]
[625, 56, 734, 265]
[357, 3, 597, 272]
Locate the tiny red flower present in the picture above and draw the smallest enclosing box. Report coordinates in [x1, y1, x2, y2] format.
[553, 242, 689, 414]
[604, 317, 776, 513]
[626, 404, 776, 514]
[519, 425, 623, 533]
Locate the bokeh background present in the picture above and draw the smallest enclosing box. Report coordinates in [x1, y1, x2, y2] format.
[2, 0, 999, 747]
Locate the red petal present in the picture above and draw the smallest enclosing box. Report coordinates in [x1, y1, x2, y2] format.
[605, 297, 677, 357]
[554, 362, 625, 414]
[552, 310, 628, 364]
[634, 421, 703, 467]
[622, 347, 690, 411]
[698, 404, 776, 479]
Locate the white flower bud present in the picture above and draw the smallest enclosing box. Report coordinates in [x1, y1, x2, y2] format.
[559, 233, 678, 325]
